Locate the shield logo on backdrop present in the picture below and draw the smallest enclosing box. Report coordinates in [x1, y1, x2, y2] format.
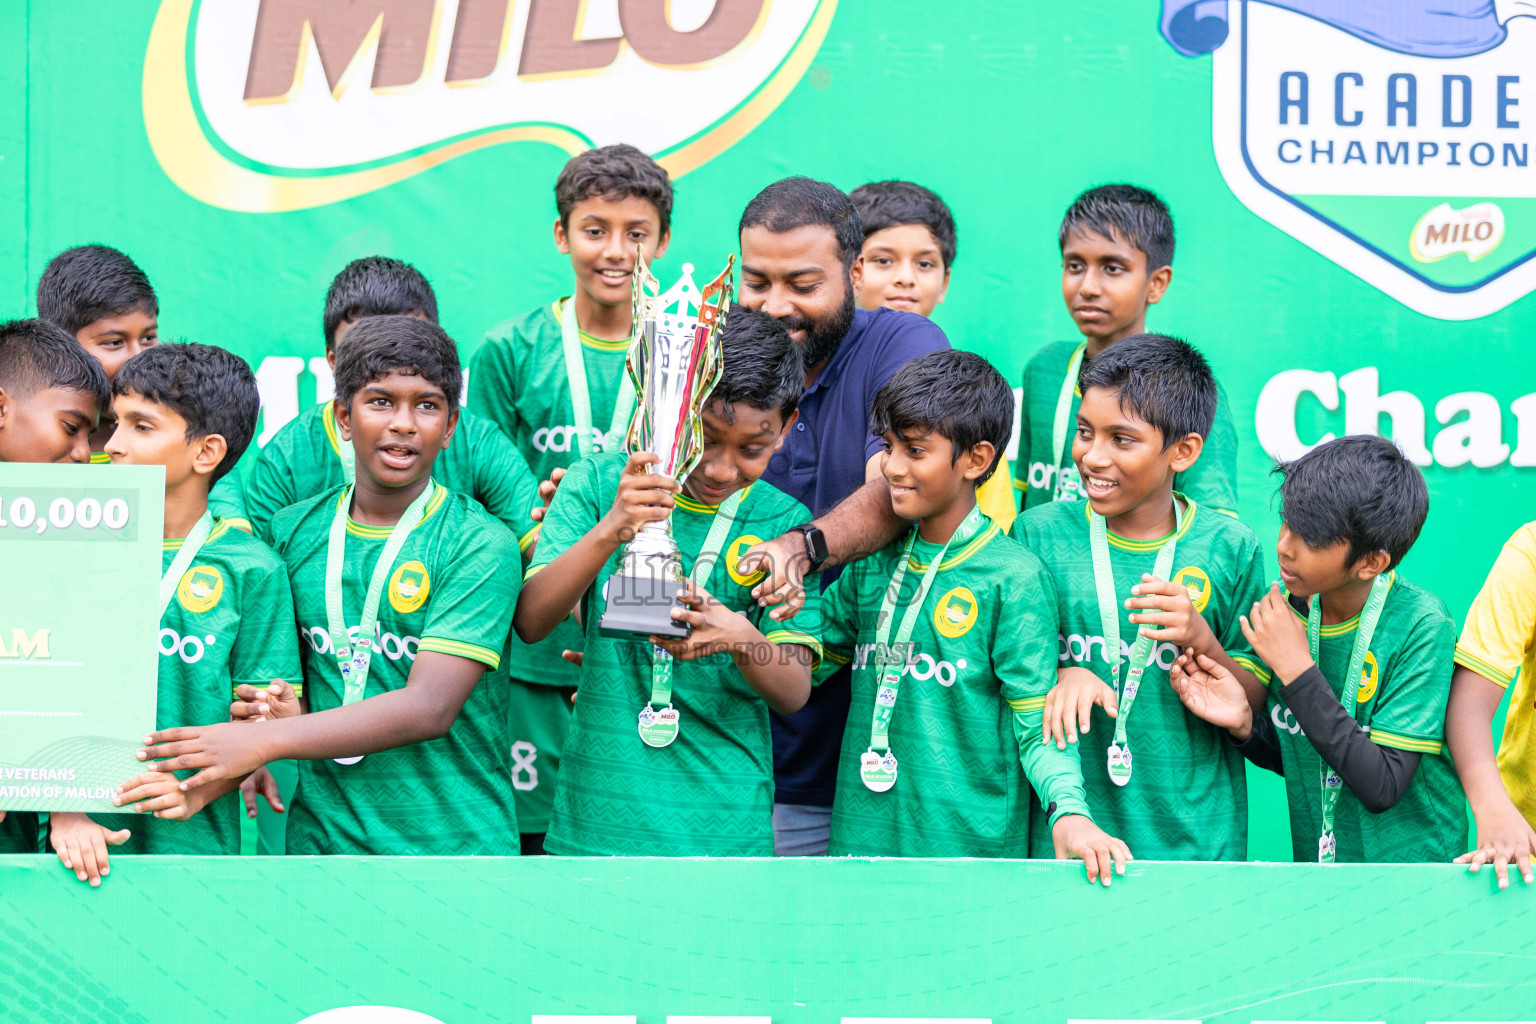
[1161, 0, 1536, 320]
[143, 0, 837, 212]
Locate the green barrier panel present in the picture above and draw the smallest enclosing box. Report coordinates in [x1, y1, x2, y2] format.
[0, 855, 1529, 1023]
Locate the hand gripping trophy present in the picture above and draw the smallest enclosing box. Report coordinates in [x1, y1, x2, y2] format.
[598, 248, 736, 640]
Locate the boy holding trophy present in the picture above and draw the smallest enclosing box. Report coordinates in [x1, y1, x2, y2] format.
[514, 255, 822, 857]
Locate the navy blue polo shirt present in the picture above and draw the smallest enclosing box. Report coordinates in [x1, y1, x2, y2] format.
[761, 306, 950, 806]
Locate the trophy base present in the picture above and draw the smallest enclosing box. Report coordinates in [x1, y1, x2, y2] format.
[598, 574, 690, 641]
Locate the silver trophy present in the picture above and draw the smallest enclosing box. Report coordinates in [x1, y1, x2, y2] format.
[598, 249, 735, 640]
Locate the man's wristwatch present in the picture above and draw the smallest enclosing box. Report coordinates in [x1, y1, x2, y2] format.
[789, 523, 830, 573]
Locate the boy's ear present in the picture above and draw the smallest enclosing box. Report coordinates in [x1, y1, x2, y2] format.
[773, 408, 800, 451]
[653, 227, 671, 259]
[553, 217, 571, 255]
[334, 399, 352, 441]
[190, 433, 228, 479]
[439, 405, 461, 451]
[1353, 549, 1392, 583]
[1146, 265, 1173, 306]
[960, 440, 997, 482]
[0, 385, 10, 431]
[1167, 431, 1204, 474]
[936, 266, 951, 307]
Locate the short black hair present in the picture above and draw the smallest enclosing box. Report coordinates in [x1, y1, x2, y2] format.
[0, 318, 112, 415]
[36, 245, 158, 336]
[869, 349, 1013, 485]
[710, 304, 804, 423]
[332, 314, 462, 411]
[555, 143, 674, 236]
[322, 256, 439, 350]
[739, 177, 863, 270]
[850, 181, 957, 268]
[115, 343, 259, 484]
[1276, 435, 1428, 571]
[1059, 184, 1175, 270]
[1077, 333, 1215, 448]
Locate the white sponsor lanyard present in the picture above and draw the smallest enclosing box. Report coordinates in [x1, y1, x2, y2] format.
[1307, 571, 1392, 863]
[323, 481, 438, 766]
[1088, 498, 1190, 786]
[159, 511, 214, 618]
[860, 505, 988, 792]
[638, 487, 747, 748]
[561, 298, 638, 458]
[1048, 343, 1087, 501]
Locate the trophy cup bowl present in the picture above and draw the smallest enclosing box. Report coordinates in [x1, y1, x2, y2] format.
[598, 252, 734, 641]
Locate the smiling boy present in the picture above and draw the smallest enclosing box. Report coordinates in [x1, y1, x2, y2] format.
[850, 181, 955, 318]
[819, 350, 1129, 880]
[36, 245, 160, 461]
[514, 306, 822, 856]
[137, 316, 524, 855]
[471, 144, 672, 852]
[1013, 186, 1239, 515]
[1012, 334, 1267, 860]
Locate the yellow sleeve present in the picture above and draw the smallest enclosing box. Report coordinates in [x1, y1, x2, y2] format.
[1455, 523, 1536, 689]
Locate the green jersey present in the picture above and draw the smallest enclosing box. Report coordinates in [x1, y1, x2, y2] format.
[1261, 577, 1464, 863]
[0, 814, 39, 853]
[93, 519, 302, 854]
[208, 471, 250, 531]
[272, 482, 523, 855]
[1012, 497, 1267, 860]
[819, 516, 1092, 857]
[471, 299, 632, 687]
[1012, 340, 1240, 514]
[531, 453, 823, 857]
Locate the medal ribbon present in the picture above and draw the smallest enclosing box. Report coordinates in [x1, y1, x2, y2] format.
[1049, 343, 1087, 501]
[561, 297, 638, 458]
[1307, 570, 1393, 863]
[159, 511, 215, 618]
[324, 481, 439, 706]
[867, 505, 988, 753]
[1088, 498, 1191, 753]
[648, 486, 749, 706]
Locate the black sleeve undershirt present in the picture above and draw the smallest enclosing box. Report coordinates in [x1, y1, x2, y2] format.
[1266, 665, 1422, 814]
[1232, 703, 1284, 775]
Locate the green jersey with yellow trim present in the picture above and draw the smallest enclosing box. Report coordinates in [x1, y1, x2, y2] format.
[819, 516, 1092, 857]
[471, 299, 632, 688]
[1012, 496, 1266, 860]
[1012, 340, 1240, 514]
[273, 482, 523, 855]
[1260, 576, 1463, 863]
[93, 519, 301, 854]
[530, 452, 823, 857]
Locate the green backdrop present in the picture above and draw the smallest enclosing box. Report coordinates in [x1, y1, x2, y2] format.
[0, 856, 1531, 1023]
[4, 1, 1534, 860]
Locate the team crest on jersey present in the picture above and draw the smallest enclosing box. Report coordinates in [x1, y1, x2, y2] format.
[1173, 566, 1212, 614]
[726, 535, 766, 587]
[176, 565, 224, 613]
[389, 560, 431, 614]
[1163, 1, 1536, 320]
[1356, 650, 1379, 703]
[933, 587, 979, 639]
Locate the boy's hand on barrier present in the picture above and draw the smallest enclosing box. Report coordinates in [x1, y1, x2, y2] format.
[530, 467, 565, 525]
[1127, 574, 1215, 651]
[1169, 649, 1253, 740]
[137, 722, 265, 792]
[231, 679, 301, 723]
[1240, 585, 1314, 684]
[112, 770, 197, 820]
[740, 535, 809, 622]
[651, 582, 749, 662]
[241, 766, 285, 818]
[1457, 800, 1536, 889]
[1051, 814, 1132, 886]
[600, 452, 677, 546]
[1041, 667, 1119, 749]
[48, 812, 129, 887]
